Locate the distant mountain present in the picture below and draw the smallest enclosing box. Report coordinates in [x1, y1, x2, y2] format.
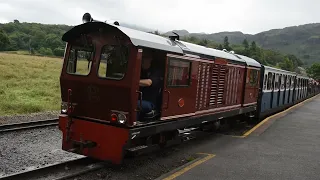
[165, 23, 320, 65]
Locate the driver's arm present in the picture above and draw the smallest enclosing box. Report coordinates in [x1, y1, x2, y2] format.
[139, 79, 152, 86]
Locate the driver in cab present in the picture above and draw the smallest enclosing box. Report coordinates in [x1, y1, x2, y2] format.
[137, 51, 161, 121]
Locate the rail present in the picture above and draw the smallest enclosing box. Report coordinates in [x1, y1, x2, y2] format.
[0, 118, 59, 133]
[0, 157, 104, 180]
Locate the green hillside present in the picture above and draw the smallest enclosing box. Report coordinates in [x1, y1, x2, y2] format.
[166, 23, 320, 66]
[0, 20, 319, 68]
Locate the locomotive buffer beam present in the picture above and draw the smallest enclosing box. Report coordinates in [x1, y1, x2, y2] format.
[68, 140, 97, 153]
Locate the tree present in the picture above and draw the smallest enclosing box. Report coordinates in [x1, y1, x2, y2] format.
[53, 48, 65, 57]
[217, 44, 223, 50]
[0, 30, 10, 50]
[307, 63, 320, 79]
[250, 41, 257, 53]
[223, 36, 231, 51]
[38, 47, 53, 56]
[242, 39, 249, 56]
[198, 39, 208, 47]
[14, 19, 20, 23]
[154, 30, 160, 35]
[279, 57, 294, 71]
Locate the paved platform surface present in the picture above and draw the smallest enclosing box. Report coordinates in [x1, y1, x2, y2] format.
[159, 95, 320, 180]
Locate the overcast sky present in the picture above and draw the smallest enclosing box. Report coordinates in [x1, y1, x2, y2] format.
[0, 0, 319, 34]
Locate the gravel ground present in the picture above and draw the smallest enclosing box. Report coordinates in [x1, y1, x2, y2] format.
[67, 142, 199, 180]
[0, 111, 60, 125]
[0, 126, 83, 177]
[0, 112, 252, 179]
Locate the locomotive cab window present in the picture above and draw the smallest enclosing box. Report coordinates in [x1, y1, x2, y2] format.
[167, 58, 191, 87]
[249, 69, 258, 87]
[67, 45, 94, 75]
[98, 45, 129, 79]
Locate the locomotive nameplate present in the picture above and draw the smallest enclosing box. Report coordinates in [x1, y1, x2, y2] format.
[87, 85, 100, 102]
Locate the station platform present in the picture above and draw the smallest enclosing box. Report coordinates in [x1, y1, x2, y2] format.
[157, 95, 320, 180]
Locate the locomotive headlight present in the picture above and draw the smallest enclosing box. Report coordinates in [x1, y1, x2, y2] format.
[117, 113, 127, 124]
[61, 102, 68, 114]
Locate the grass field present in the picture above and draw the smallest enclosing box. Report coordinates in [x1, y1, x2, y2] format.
[0, 53, 63, 116]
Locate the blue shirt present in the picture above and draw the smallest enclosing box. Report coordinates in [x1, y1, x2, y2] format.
[140, 68, 162, 106]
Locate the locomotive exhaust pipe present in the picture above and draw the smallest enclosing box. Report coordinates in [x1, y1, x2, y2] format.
[82, 13, 93, 23]
[82, 12, 120, 26]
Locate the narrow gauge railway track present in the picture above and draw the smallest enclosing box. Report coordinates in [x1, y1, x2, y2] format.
[0, 157, 105, 180]
[0, 128, 215, 180]
[0, 118, 59, 133]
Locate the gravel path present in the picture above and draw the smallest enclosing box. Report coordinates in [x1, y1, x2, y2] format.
[0, 111, 60, 125]
[0, 126, 82, 177]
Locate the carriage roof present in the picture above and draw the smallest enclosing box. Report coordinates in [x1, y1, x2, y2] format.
[62, 21, 261, 66]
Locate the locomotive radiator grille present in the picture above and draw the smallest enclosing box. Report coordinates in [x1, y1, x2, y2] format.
[195, 63, 202, 110]
[196, 62, 211, 110]
[209, 65, 226, 107]
[225, 67, 240, 105]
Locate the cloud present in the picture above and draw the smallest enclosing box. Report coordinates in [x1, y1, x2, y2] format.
[0, 0, 319, 34]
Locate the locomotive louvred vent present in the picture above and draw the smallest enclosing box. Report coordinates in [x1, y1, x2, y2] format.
[195, 63, 202, 110]
[209, 65, 226, 107]
[196, 63, 210, 110]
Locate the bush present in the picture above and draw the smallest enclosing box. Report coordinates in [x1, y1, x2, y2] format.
[53, 48, 65, 57]
[38, 47, 53, 56]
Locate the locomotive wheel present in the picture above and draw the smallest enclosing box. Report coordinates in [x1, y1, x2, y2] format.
[201, 120, 221, 132]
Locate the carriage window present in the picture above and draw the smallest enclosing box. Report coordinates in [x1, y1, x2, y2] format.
[267, 72, 272, 90]
[167, 58, 191, 87]
[267, 72, 273, 90]
[280, 75, 285, 90]
[291, 77, 295, 88]
[67, 45, 94, 75]
[286, 76, 290, 89]
[98, 45, 129, 80]
[274, 73, 279, 90]
[263, 74, 267, 90]
[249, 69, 258, 86]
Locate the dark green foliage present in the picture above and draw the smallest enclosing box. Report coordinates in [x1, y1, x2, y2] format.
[38, 47, 53, 56]
[0, 21, 71, 56]
[198, 39, 208, 47]
[0, 29, 10, 50]
[53, 48, 65, 57]
[223, 36, 232, 51]
[307, 63, 320, 79]
[217, 44, 223, 50]
[279, 57, 294, 71]
[242, 39, 249, 56]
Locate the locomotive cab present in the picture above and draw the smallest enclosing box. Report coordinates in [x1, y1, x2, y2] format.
[60, 21, 169, 127]
[58, 18, 179, 163]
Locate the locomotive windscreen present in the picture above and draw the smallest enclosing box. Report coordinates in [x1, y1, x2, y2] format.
[98, 45, 129, 80]
[66, 44, 94, 76]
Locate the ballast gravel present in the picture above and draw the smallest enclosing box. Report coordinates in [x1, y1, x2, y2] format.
[0, 126, 83, 177]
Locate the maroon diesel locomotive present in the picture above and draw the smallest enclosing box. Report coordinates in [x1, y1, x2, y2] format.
[58, 13, 262, 164]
